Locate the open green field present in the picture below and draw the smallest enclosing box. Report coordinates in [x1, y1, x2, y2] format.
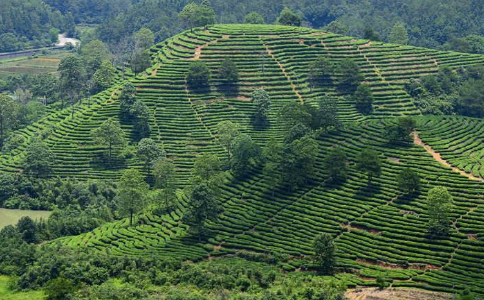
[0, 208, 52, 229]
[0, 276, 44, 300]
[2, 24, 484, 294]
[0, 51, 71, 77]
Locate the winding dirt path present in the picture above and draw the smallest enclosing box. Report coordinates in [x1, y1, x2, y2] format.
[413, 131, 484, 182]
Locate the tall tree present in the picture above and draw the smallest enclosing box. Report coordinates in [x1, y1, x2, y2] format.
[230, 134, 260, 177]
[397, 168, 420, 195]
[313, 233, 336, 275]
[252, 88, 271, 126]
[427, 186, 452, 236]
[389, 22, 409, 45]
[118, 82, 137, 118]
[184, 182, 220, 241]
[244, 12, 265, 24]
[262, 138, 283, 197]
[192, 153, 223, 186]
[337, 58, 364, 94]
[153, 158, 177, 210]
[354, 84, 374, 114]
[136, 138, 165, 172]
[219, 57, 238, 85]
[308, 56, 334, 87]
[277, 8, 302, 26]
[318, 96, 341, 133]
[324, 147, 347, 184]
[130, 100, 151, 139]
[0, 94, 19, 149]
[130, 50, 152, 75]
[179, 2, 198, 31]
[80, 40, 112, 75]
[216, 121, 241, 163]
[385, 117, 416, 144]
[92, 119, 126, 163]
[133, 28, 155, 51]
[187, 61, 211, 90]
[23, 139, 55, 178]
[356, 148, 381, 185]
[116, 169, 149, 226]
[58, 56, 86, 108]
[93, 61, 116, 93]
[281, 135, 319, 190]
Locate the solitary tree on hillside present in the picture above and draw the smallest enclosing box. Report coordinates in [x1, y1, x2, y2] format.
[308, 56, 334, 87]
[324, 147, 347, 184]
[262, 138, 284, 197]
[318, 96, 341, 133]
[179, 2, 198, 31]
[130, 50, 152, 75]
[119, 82, 137, 118]
[219, 57, 239, 85]
[354, 84, 374, 114]
[356, 148, 381, 185]
[23, 139, 55, 178]
[92, 119, 126, 164]
[195, 0, 216, 28]
[216, 120, 241, 163]
[252, 88, 271, 126]
[93, 61, 117, 93]
[192, 153, 223, 186]
[389, 22, 409, 45]
[427, 186, 452, 236]
[130, 100, 151, 139]
[277, 8, 302, 26]
[0, 94, 19, 149]
[230, 134, 261, 177]
[136, 138, 165, 173]
[117, 169, 149, 226]
[80, 40, 112, 75]
[386, 117, 416, 144]
[337, 58, 364, 94]
[58, 55, 86, 108]
[244, 12, 265, 24]
[281, 135, 319, 190]
[187, 61, 211, 90]
[153, 158, 177, 210]
[184, 182, 221, 241]
[133, 28, 155, 52]
[313, 233, 336, 275]
[397, 168, 420, 195]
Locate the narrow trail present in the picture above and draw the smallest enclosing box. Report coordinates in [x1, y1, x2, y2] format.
[262, 43, 304, 104]
[192, 35, 230, 60]
[413, 131, 484, 182]
[183, 81, 216, 139]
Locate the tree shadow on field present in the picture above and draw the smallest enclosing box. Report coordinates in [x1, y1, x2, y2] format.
[354, 183, 382, 201]
[217, 83, 239, 97]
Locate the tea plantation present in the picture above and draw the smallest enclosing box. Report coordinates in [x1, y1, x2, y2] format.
[2, 24, 484, 294]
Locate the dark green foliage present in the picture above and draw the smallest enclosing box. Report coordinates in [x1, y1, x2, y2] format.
[318, 96, 341, 132]
[192, 153, 223, 187]
[130, 100, 151, 139]
[130, 50, 152, 75]
[356, 148, 381, 185]
[397, 168, 420, 195]
[45, 277, 77, 300]
[363, 27, 381, 41]
[116, 169, 149, 226]
[337, 59, 364, 94]
[187, 61, 211, 90]
[17, 216, 38, 244]
[136, 138, 165, 172]
[427, 186, 452, 236]
[385, 117, 416, 144]
[313, 233, 336, 275]
[0, 94, 19, 149]
[219, 57, 239, 84]
[376, 275, 391, 290]
[22, 139, 55, 178]
[354, 84, 374, 114]
[308, 56, 334, 87]
[281, 135, 319, 190]
[285, 123, 311, 144]
[92, 119, 126, 163]
[119, 83, 138, 117]
[216, 120, 241, 163]
[184, 183, 221, 240]
[244, 12, 265, 24]
[58, 56, 87, 108]
[230, 134, 261, 177]
[324, 147, 347, 184]
[277, 8, 302, 26]
[252, 88, 271, 126]
[262, 138, 283, 196]
[153, 158, 177, 210]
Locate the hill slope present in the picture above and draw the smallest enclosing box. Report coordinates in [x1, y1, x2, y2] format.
[3, 24, 484, 294]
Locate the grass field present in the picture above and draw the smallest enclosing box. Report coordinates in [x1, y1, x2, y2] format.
[0, 276, 44, 300]
[0, 51, 71, 77]
[0, 208, 52, 229]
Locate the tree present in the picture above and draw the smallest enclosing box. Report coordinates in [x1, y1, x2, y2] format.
[219, 57, 238, 85]
[92, 119, 126, 163]
[427, 186, 452, 236]
[23, 139, 55, 178]
[133, 28, 155, 51]
[356, 148, 381, 184]
[117, 169, 149, 226]
[45, 277, 77, 300]
[216, 121, 241, 163]
[324, 147, 347, 184]
[277, 8, 302, 26]
[194, 0, 216, 28]
[244, 12, 265, 24]
[230, 134, 261, 177]
[80, 40, 112, 74]
[0, 94, 19, 148]
[318, 96, 341, 133]
[119, 82, 137, 118]
[389, 22, 409, 45]
[262, 138, 283, 196]
[179, 2, 198, 31]
[58, 56, 86, 108]
[130, 100, 151, 139]
[385, 117, 416, 144]
[252, 88, 271, 126]
[153, 158, 177, 210]
[17, 216, 37, 244]
[363, 27, 381, 41]
[354, 84, 374, 114]
[279, 103, 314, 130]
[281, 135, 319, 190]
[187, 61, 210, 90]
[136, 138, 165, 172]
[313, 233, 336, 275]
[397, 168, 420, 194]
[337, 58, 364, 94]
[308, 56, 334, 87]
[93, 61, 116, 93]
[285, 123, 311, 144]
[130, 50, 151, 75]
[184, 182, 220, 241]
[192, 153, 223, 185]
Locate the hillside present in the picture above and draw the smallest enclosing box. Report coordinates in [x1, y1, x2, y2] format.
[3, 24, 484, 294]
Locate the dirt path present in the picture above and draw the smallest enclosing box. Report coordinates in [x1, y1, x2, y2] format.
[413, 131, 484, 182]
[345, 288, 450, 300]
[193, 35, 229, 60]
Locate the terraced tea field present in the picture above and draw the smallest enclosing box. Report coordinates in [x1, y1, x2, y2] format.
[2, 24, 484, 294]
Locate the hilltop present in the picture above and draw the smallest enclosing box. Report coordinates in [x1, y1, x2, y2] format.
[3, 24, 484, 295]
